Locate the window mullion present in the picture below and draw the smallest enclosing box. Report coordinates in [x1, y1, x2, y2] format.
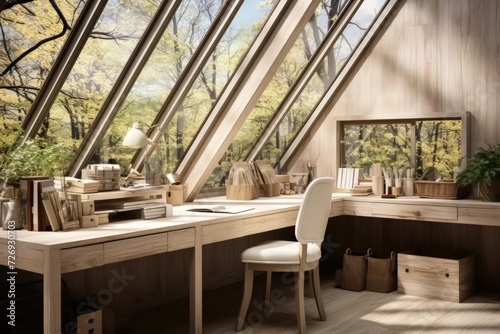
[21, 1, 108, 141]
[279, 0, 398, 169]
[69, 0, 182, 176]
[178, 0, 321, 201]
[133, 0, 245, 172]
[246, 0, 362, 163]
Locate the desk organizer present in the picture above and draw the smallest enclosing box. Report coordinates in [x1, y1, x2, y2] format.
[397, 250, 475, 302]
[226, 184, 259, 200]
[167, 185, 185, 205]
[414, 180, 471, 199]
[258, 182, 280, 197]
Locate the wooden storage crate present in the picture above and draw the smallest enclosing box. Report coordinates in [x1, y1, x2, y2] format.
[398, 250, 475, 302]
[77, 309, 102, 334]
[414, 180, 471, 199]
[167, 185, 185, 206]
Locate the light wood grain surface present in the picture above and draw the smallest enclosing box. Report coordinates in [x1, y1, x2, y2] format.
[124, 274, 500, 334]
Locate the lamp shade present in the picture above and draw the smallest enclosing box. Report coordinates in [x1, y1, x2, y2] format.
[123, 122, 150, 148]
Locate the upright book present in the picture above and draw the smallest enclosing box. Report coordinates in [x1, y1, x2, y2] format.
[20, 176, 49, 231]
[32, 179, 55, 231]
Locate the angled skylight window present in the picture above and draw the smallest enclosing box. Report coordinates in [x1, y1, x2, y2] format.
[35, 0, 157, 157]
[157, 1, 272, 173]
[95, 0, 223, 168]
[0, 1, 85, 153]
[257, 0, 387, 168]
[204, 0, 350, 187]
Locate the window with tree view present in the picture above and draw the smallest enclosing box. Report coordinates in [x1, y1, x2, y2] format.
[341, 118, 463, 180]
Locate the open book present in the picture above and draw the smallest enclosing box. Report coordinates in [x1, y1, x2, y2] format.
[187, 205, 254, 214]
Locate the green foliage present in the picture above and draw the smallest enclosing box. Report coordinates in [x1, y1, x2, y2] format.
[1, 0, 345, 190]
[342, 121, 462, 179]
[1, 139, 74, 187]
[457, 144, 500, 186]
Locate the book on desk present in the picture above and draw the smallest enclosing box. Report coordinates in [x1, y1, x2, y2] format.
[187, 205, 254, 214]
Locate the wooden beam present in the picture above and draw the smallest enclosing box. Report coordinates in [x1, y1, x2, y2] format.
[21, 1, 108, 140]
[179, 0, 321, 202]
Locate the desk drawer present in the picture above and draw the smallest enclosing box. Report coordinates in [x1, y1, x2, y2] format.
[458, 207, 500, 226]
[104, 232, 169, 264]
[343, 201, 372, 217]
[168, 228, 195, 251]
[372, 203, 457, 221]
[202, 209, 297, 244]
[330, 202, 344, 217]
[61, 244, 104, 273]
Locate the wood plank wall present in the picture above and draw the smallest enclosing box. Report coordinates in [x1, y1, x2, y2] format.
[5, 1, 499, 328]
[56, 0, 500, 312]
[324, 216, 500, 292]
[289, 0, 500, 177]
[289, 0, 500, 294]
[58, 228, 293, 326]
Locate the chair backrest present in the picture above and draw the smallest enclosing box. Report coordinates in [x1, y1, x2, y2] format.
[295, 177, 335, 244]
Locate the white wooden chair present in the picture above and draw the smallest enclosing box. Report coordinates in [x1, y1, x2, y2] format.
[235, 177, 335, 333]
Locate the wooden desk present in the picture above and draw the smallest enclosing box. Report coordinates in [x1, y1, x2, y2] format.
[340, 195, 500, 226]
[1, 194, 499, 333]
[0, 201, 306, 334]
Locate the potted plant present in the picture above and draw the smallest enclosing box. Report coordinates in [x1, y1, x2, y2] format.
[1, 138, 74, 229]
[457, 143, 500, 201]
[1, 139, 74, 194]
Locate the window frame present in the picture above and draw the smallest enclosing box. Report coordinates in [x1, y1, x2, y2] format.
[335, 112, 471, 183]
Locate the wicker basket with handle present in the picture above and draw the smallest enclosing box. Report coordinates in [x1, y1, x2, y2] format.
[414, 180, 471, 199]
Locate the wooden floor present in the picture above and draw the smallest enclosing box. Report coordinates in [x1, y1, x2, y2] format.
[121, 274, 500, 334]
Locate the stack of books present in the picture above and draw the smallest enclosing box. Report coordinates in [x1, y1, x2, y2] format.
[95, 212, 110, 224]
[64, 177, 100, 193]
[142, 204, 168, 220]
[81, 164, 121, 191]
[337, 168, 365, 189]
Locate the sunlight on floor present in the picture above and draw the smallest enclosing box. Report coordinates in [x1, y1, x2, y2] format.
[360, 294, 500, 333]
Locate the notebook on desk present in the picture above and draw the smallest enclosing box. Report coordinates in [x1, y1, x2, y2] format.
[187, 205, 254, 214]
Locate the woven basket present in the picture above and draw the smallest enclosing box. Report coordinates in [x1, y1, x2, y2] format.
[414, 180, 471, 199]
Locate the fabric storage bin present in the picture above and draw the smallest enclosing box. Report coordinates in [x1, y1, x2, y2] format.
[366, 251, 397, 293]
[341, 248, 372, 291]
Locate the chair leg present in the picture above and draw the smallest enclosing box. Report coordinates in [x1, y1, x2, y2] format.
[312, 266, 326, 321]
[236, 264, 254, 331]
[295, 270, 306, 334]
[307, 271, 314, 298]
[264, 271, 272, 312]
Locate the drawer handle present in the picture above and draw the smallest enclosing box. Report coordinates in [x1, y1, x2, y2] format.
[445, 273, 449, 278]
[401, 211, 421, 217]
[405, 268, 409, 273]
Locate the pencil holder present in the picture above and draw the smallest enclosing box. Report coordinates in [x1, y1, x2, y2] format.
[385, 178, 394, 195]
[372, 176, 384, 196]
[403, 178, 414, 196]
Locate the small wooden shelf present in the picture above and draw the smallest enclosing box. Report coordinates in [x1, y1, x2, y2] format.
[66, 186, 168, 223]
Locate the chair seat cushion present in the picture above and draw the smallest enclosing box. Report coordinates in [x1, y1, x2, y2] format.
[241, 240, 321, 264]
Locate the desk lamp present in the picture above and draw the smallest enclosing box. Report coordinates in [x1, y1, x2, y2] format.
[123, 122, 155, 172]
